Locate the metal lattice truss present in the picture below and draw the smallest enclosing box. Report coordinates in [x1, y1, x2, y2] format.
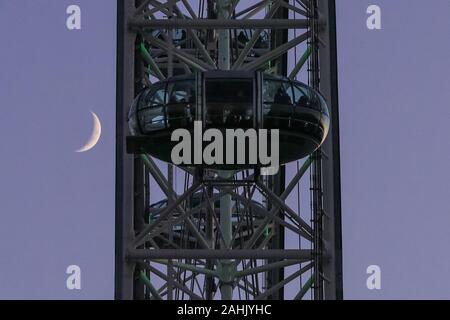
[117, 0, 340, 300]
[129, 0, 321, 80]
[129, 154, 319, 300]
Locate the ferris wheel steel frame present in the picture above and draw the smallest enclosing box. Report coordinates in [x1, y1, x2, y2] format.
[116, 0, 342, 300]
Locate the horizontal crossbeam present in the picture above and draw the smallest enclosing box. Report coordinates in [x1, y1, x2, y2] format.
[129, 18, 310, 29]
[128, 249, 313, 260]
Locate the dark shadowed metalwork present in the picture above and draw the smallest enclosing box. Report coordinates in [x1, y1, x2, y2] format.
[116, 0, 342, 300]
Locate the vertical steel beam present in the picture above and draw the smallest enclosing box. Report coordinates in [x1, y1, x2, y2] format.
[116, 0, 137, 300]
[216, 0, 234, 301]
[217, 0, 231, 70]
[266, 0, 288, 301]
[317, 0, 343, 300]
[133, 156, 146, 300]
[133, 4, 148, 298]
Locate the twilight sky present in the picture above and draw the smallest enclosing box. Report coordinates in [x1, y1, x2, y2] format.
[338, 0, 450, 299]
[0, 0, 116, 299]
[0, 0, 449, 299]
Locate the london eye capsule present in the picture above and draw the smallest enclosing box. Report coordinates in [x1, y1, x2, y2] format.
[127, 70, 330, 168]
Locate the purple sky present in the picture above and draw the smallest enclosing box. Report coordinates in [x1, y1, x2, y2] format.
[338, 0, 450, 299]
[0, 0, 116, 299]
[0, 0, 449, 299]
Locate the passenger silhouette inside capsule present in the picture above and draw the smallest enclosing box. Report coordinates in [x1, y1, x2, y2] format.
[237, 31, 249, 44]
[274, 87, 292, 105]
[297, 95, 311, 108]
[186, 88, 195, 104]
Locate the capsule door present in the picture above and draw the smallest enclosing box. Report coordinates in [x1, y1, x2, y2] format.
[204, 77, 254, 129]
[166, 80, 196, 130]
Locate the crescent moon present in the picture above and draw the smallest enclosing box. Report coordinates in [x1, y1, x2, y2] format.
[76, 111, 102, 153]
